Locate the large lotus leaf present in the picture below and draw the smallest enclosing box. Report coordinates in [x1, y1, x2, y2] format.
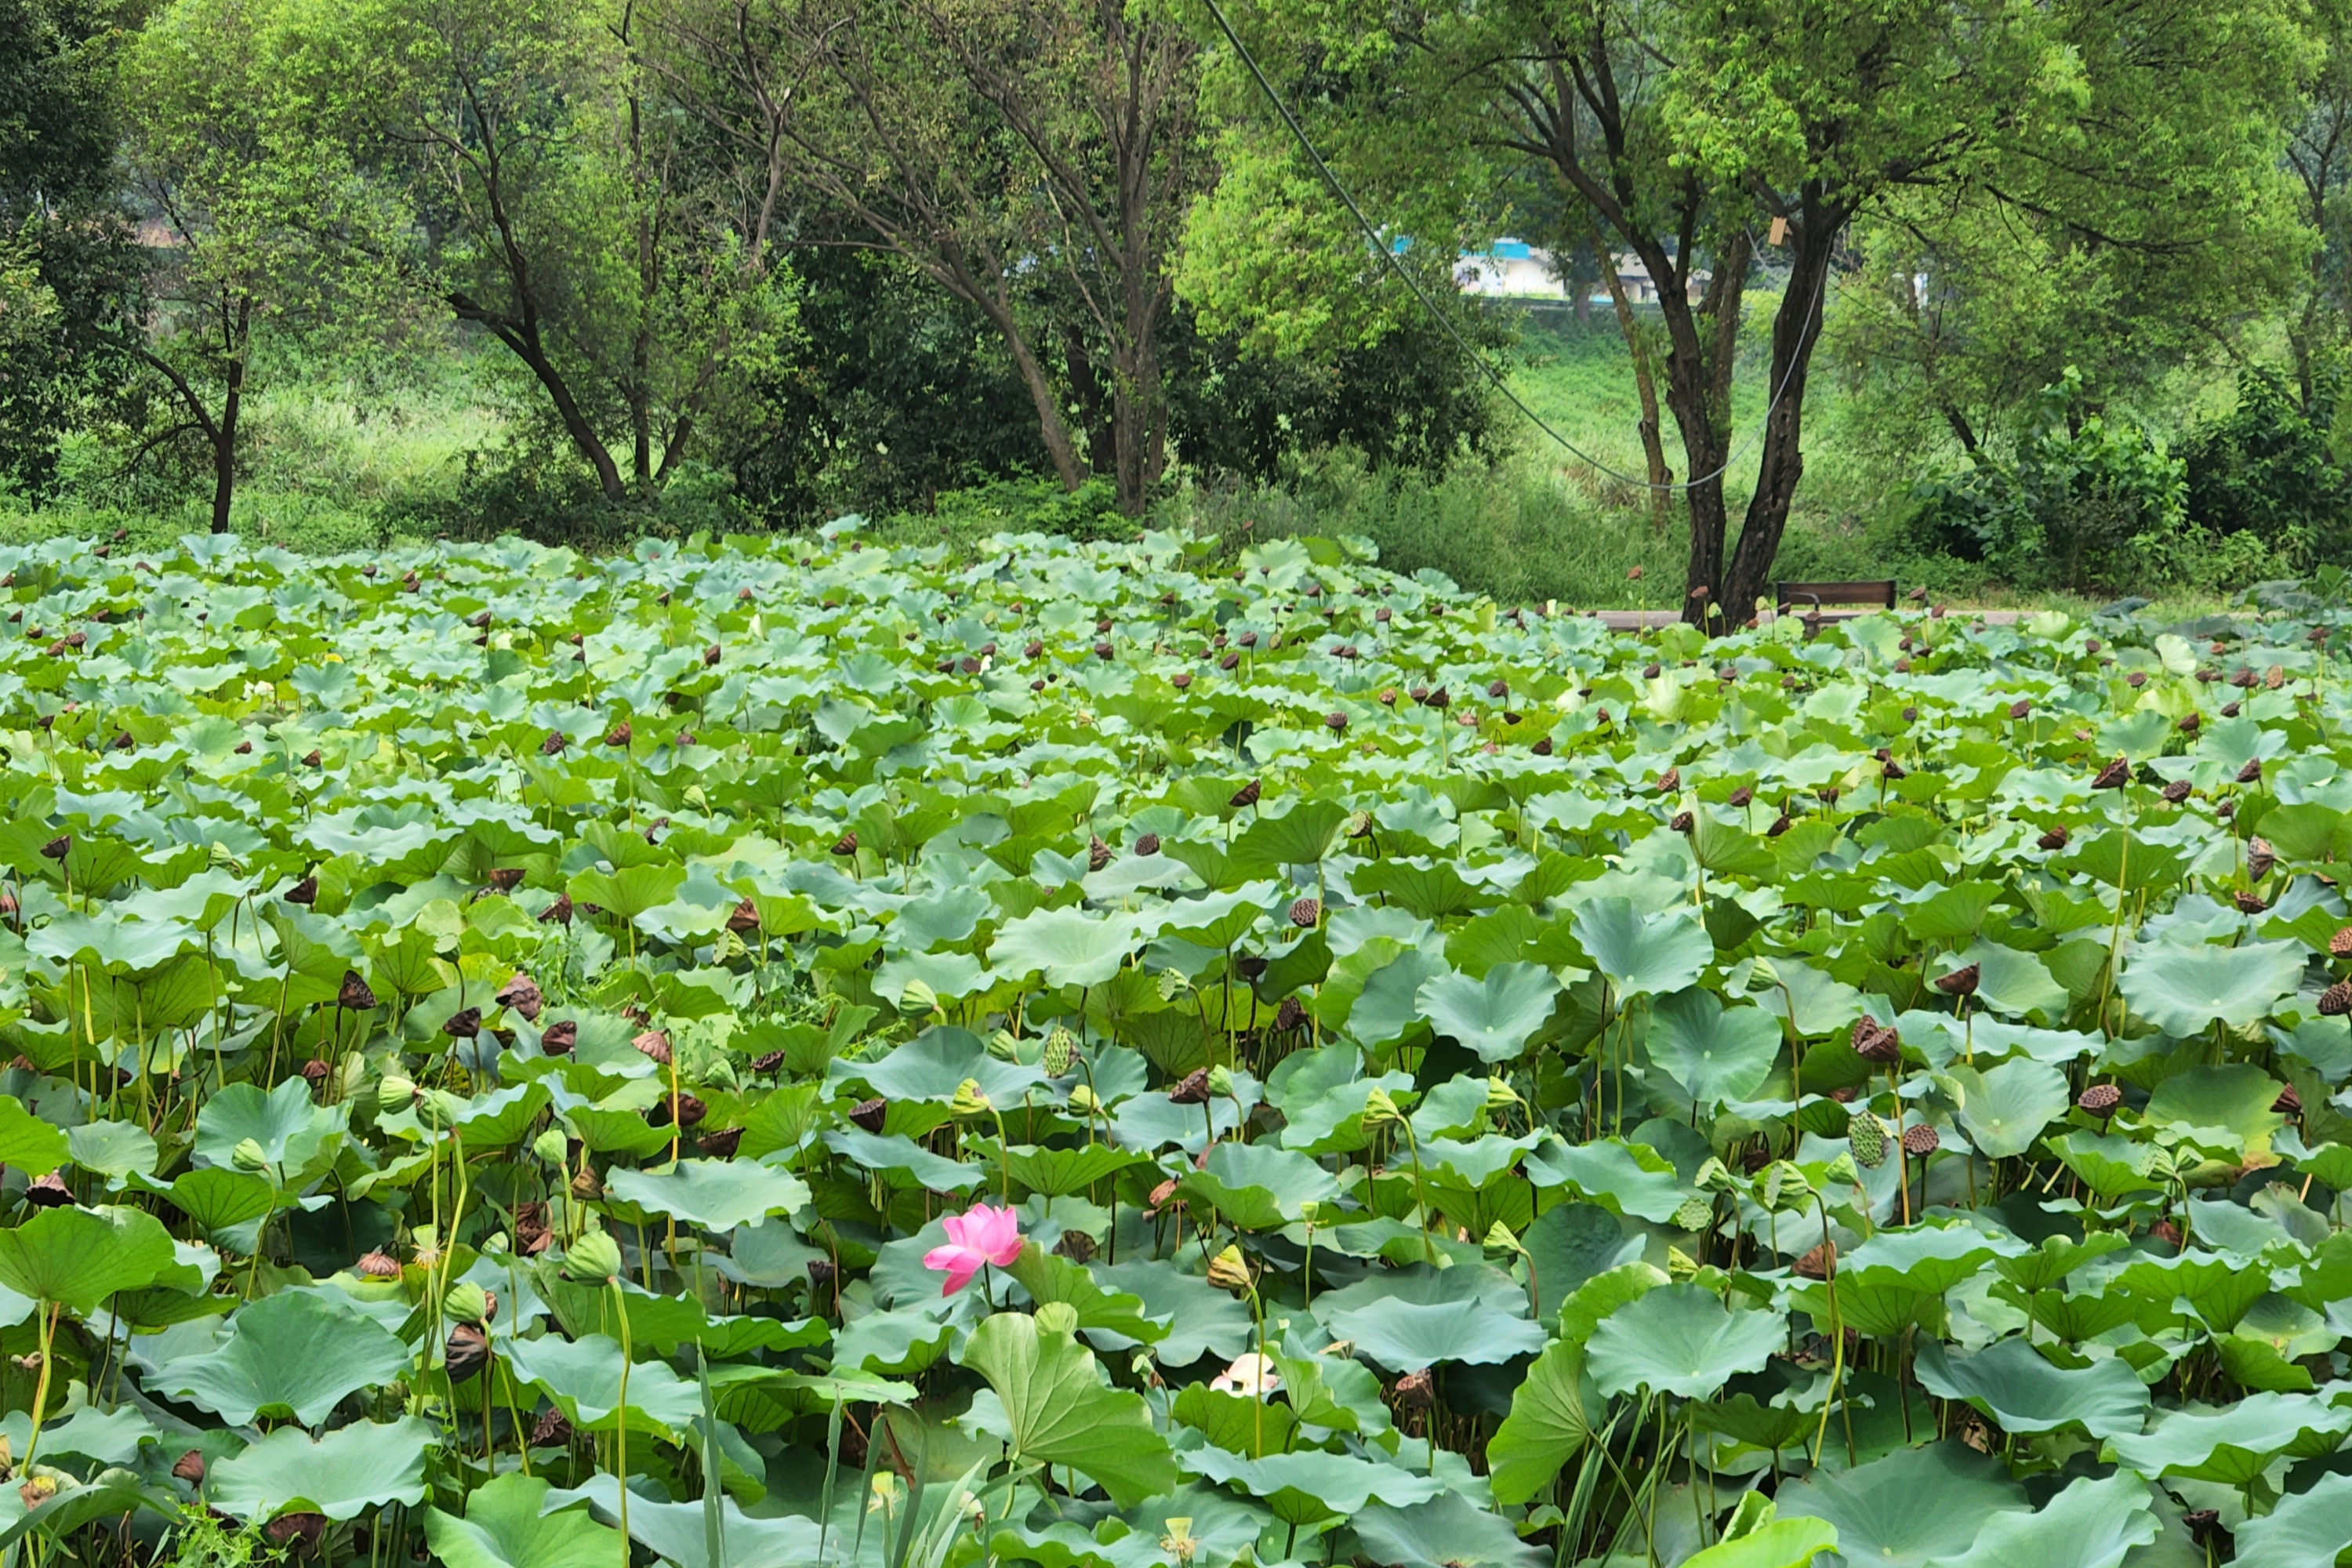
[604, 1158, 811, 1232]
[1926, 1472, 2159, 1568]
[1944, 941, 2069, 1021]
[1586, 1283, 1784, 1399]
[208, 1417, 433, 1522]
[1178, 1141, 1342, 1230]
[2141, 1063, 2287, 1150]
[423, 1473, 624, 1568]
[2231, 1472, 2352, 1568]
[1352, 1490, 1548, 1568]
[534, 1474, 825, 1568]
[989, 906, 1139, 989]
[2106, 1392, 2352, 1484]
[1842, 1225, 2020, 1297]
[1947, 1058, 2070, 1160]
[194, 1076, 346, 1171]
[0, 1204, 174, 1310]
[1911, 1338, 2148, 1439]
[1775, 1443, 2026, 1568]
[66, 1120, 157, 1178]
[1680, 1517, 1840, 1568]
[1314, 1262, 1546, 1373]
[0, 1095, 67, 1175]
[1520, 1202, 1644, 1319]
[1485, 1338, 1596, 1504]
[1524, 1137, 1693, 1223]
[2118, 938, 2303, 1035]
[1570, 898, 1711, 996]
[1184, 1447, 1443, 1525]
[1002, 1246, 1166, 1345]
[1095, 1260, 1254, 1366]
[1645, 987, 1782, 1105]
[0, 1468, 180, 1553]
[2053, 1130, 2163, 1200]
[1414, 961, 1561, 1062]
[152, 1287, 410, 1425]
[848, 1028, 1046, 1106]
[501, 1332, 706, 1436]
[958, 1309, 1178, 1505]
[1348, 948, 1456, 1048]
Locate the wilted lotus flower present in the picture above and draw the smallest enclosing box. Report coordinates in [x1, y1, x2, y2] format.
[1393, 1367, 1435, 1407]
[1671, 811, 1695, 833]
[486, 866, 525, 892]
[2161, 780, 2192, 804]
[540, 731, 566, 755]
[849, 1097, 888, 1133]
[2234, 889, 2268, 914]
[1170, 1068, 1211, 1105]
[539, 1019, 578, 1056]
[2273, 1084, 2303, 1117]
[831, 830, 858, 857]
[604, 721, 632, 747]
[2237, 757, 2263, 783]
[2038, 826, 2070, 851]
[443, 1007, 482, 1040]
[2092, 756, 2130, 789]
[337, 970, 377, 1011]
[445, 1323, 489, 1383]
[172, 1450, 205, 1485]
[923, 1202, 1023, 1294]
[532, 1407, 575, 1447]
[1657, 768, 1680, 793]
[285, 875, 318, 906]
[1933, 964, 1980, 997]
[699, 1127, 744, 1158]
[539, 893, 574, 926]
[1851, 1018, 1901, 1064]
[1088, 835, 1113, 872]
[2248, 837, 2277, 878]
[264, 1514, 325, 1552]
[1210, 1353, 1282, 1397]
[1205, 1243, 1252, 1292]
[1229, 779, 1261, 808]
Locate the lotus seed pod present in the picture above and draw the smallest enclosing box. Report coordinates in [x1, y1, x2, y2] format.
[230, 1138, 270, 1173]
[1900, 1123, 1940, 1157]
[1041, 1027, 1078, 1077]
[1671, 1197, 1714, 1232]
[2321, 980, 2352, 1017]
[2248, 837, 2277, 878]
[1168, 1068, 1211, 1105]
[2078, 1083, 2122, 1118]
[561, 1230, 623, 1283]
[1288, 895, 1321, 928]
[1846, 1112, 1889, 1168]
[442, 1282, 489, 1325]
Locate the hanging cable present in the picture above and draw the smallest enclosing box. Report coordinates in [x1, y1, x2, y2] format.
[1199, 0, 1831, 493]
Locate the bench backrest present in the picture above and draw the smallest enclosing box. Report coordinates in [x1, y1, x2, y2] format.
[1775, 579, 1897, 610]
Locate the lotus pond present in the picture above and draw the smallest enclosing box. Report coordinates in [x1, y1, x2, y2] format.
[4, 528, 2352, 1568]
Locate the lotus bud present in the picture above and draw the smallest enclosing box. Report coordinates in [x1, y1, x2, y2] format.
[561, 1230, 623, 1283]
[1205, 1244, 1252, 1292]
[230, 1138, 270, 1173]
[949, 1078, 993, 1117]
[1041, 1027, 1078, 1076]
[1482, 1221, 1524, 1256]
[1065, 1082, 1100, 1114]
[1295, 1199, 1320, 1226]
[1693, 1156, 1739, 1194]
[1206, 1065, 1236, 1100]
[532, 1129, 569, 1166]
[1360, 1086, 1403, 1128]
[376, 1073, 418, 1113]
[443, 1282, 489, 1325]
[1822, 1152, 1860, 1187]
[1483, 1076, 1522, 1112]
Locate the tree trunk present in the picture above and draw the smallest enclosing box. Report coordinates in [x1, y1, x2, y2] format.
[209, 348, 242, 534]
[1722, 210, 1838, 619]
[1642, 230, 1749, 628]
[450, 295, 630, 503]
[1595, 247, 1671, 530]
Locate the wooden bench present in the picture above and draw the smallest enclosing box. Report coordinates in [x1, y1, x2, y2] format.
[1776, 579, 1897, 614]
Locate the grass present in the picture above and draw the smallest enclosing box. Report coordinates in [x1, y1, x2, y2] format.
[0, 317, 2260, 622]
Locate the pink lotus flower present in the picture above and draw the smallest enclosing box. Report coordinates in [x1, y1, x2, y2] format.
[923, 1202, 1024, 1295]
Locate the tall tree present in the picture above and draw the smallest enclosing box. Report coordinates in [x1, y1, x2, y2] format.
[655, 0, 1206, 514]
[292, 0, 789, 503]
[1219, 0, 2306, 623]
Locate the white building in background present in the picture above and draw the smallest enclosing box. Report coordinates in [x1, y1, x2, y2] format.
[1453, 238, 1704, 305]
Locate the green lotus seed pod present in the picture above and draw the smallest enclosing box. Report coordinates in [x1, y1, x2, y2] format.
[443, 1282, 489, 1325]
[562, 1230, 623, 1284]
[1041, 1027, 1077, 1077]
[230, 1138, 270, 1173]
[1847, 1109, 1889, 1169]
[532, 1128, 568, 1167]
[1671, 1196, 1714, 1232]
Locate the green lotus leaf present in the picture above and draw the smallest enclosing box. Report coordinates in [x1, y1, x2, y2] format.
[2118, 938, 2304, 1035]
[502, 1332, 706, 1436]
[208, 1417, 434, 1522]
[2231, 1472, 2352, 1568]
[1315, 1262, 1547, 1373]
[958, 1308, 1178, 1505]
[604, 1158, 812, 1232]
[2142, 1063, 2288, 1150]
[1911, 1338, 2148, 1439]
[1947, 1058, 2070, 1159]
[194, 1076, 346, 1171]
[1776, 1443, 2026, 1567]
[1569, 898, 1711, 997]
[152, 1288, 410, 1425]
[1586, 1283, 1784, 1399]
[530, 1475, 825, 1568]
[1681, 1517, 1839, 1568]
[0, 1204, 175, 1311]
[423, 1472, 625, 1568]
[1184, 1447, 1443, 1526]
[989, 906, 1140, 989]
[0, 1095, 67, 1176]
[2106, 1392, 2352, 1484]
[1524, 1136, 1693, 1223]
[1926, 1472, 2159, 1568]
[1485, 1338, 1597, 1504]
[1178, 1141, 1342, 1230]
[1352, 1490, 1548, 1568]
[1645, 986, 1783, 1105]
[1414, 961, 1562, 1062]
[65, 1120, 157, 1178]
